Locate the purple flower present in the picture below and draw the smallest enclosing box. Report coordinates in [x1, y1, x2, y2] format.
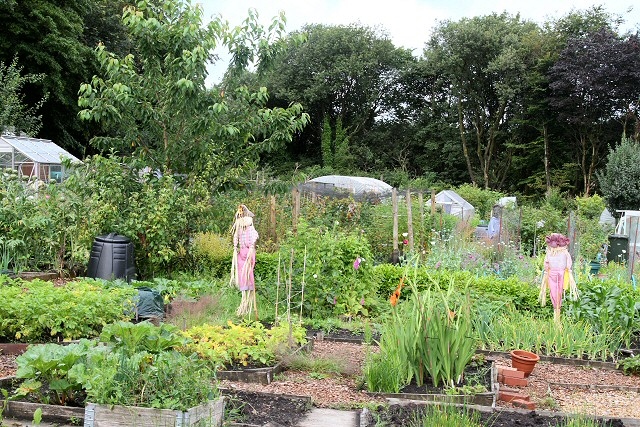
[360, 297, 365, 305]
[435, 261, 441, 269]
[353, 257, 361, 270]
[332, 297, 337, 305]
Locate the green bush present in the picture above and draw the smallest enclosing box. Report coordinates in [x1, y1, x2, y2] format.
[597, 137, 640, 214]
[191, 231, 232, 276]
[277, 219, 378, 318]
[372, 264, 548, 315]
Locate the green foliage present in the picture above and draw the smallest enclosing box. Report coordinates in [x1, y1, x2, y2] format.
[15, 323, 218, 411]
[15, 340, 97, 405]
[617, 354, 640, 376]
[373, 264, 545, 315]
[363, 324, 405, 393]
[78, 0, 309, 185]
[69, 346, 217, 411]
[278, 219, 378, 318]
[519, 203, 567, 255]
[191, 231, 232, 276]
[576, 194, 605, 220]
[183, 321, 307, 368]
[408, 405, 483, 427]
[476, 309, 619, 361]
[99, 321, 191, 356]
[0, 278, 137, 342]
[62, 155, 211, 277]
[381, 273, 476, 388]
[597, 137, 640, 214]
[0, 56, 47, 135]
[564, 281, 640, 348]
[321, 116, 334, 168]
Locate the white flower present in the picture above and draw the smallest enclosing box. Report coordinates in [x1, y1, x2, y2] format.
[313, 274, 318, 279]
[402, 232, 408, 237]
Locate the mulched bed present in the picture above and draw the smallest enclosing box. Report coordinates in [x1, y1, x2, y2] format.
[0, 354, 17, 377]
[222, 390, 311, 426]
[362, 403, 625, 427]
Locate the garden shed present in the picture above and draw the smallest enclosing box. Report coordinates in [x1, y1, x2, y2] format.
[426, 190, 475, 220]
[301, 175, 393, 201]
[0, 133, 80, 182]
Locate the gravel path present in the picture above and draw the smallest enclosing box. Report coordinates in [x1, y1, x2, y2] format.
[494, 356, 640, 418]
[0, 354, 17, 378]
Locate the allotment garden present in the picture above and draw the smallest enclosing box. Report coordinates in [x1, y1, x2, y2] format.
[1, 164, 639, 426]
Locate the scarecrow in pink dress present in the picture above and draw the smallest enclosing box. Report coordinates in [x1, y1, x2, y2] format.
[540, 233, 579, 324]
[230, 204, 259, 317]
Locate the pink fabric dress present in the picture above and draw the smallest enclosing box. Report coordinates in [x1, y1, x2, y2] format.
[544, 249, 572, 309]
[236, 226, 259, 291]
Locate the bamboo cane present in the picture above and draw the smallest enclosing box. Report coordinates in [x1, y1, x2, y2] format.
[275, 253, 281, 325]
[300, 246, 307, 323]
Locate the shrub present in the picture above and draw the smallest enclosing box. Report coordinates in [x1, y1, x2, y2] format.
[597, 137, 640, 214]
[191, 231, 232, 276]
[277, 219, 378, 318]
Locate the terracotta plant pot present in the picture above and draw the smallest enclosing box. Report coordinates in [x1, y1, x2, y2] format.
[510, 349, 540, 377]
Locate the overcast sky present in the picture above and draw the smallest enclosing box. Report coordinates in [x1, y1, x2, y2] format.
[201, 0, 639, 84]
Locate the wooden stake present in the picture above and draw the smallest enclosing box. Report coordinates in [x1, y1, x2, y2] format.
[392, 188, 399, 263]
[270, 195, 277, 243]
[407, 188, 414, 253]
[300, 246, 307, 323]
[274, 253, 281, 325]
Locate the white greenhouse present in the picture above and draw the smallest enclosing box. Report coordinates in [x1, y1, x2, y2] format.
[0, 133, 81, 182]
[426, 190, 475, 220]
[302, 175, 393, 201]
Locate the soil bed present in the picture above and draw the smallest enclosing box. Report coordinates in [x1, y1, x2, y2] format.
[222, 390, 311, 426]
[363, 403, 625, 427]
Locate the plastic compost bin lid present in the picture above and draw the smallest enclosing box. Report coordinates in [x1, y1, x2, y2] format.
[95, 233, 132, 243]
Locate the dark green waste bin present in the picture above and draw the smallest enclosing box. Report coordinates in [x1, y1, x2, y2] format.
[607, 234, 629, 264]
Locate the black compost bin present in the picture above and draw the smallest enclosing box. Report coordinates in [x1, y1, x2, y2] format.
[86, 233, 136, 282]
[607, 234, 629, 264]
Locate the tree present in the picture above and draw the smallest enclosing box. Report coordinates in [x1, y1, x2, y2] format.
[422, 13, 541, 189]
[261, 24, 414, 172]
[0, 0, 96, 152]
[548, 29, 640, 195]
[0, 57, 48, 136]
[597, 137, 640, 214]
[78, 0, 309, 187]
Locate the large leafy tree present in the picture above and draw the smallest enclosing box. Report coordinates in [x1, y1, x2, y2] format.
[0, 0, 133, 154]
[548, 28, 640, 195]
[78, 0, 309, 187]
[261, 24, 414, 172]
[422, 13, 541, 189]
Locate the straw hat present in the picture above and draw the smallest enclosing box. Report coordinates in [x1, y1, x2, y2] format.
[545, 233, 570, 248]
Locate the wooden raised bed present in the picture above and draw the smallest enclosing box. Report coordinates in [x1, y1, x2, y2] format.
[1, 399, 85, 425]
[217, 340, 314, 385]
[476, 349, 620, 370]
[83, 398, 225, 427]
[365, 362, 497, 407]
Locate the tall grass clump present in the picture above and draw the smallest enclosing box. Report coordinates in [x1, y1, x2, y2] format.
[475, 309, 619, 361]
[408, 404, 483, 427]
[366, 263, 476, 390]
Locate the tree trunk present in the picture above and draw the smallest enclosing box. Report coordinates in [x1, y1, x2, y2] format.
[543, 125, 551, 195]
[457, 99, 476, 185]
